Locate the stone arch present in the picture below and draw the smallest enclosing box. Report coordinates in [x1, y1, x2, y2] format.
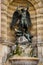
[27, 0, 43, 43]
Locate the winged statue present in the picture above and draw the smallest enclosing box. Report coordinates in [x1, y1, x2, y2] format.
[10, 7, 33, 44]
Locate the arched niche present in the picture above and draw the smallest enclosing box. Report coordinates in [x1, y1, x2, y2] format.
[7, 0, 37, 45]
[1, 0, 43, 44]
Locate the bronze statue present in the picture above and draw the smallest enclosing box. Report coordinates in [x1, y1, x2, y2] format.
[10, 7, 33, 44]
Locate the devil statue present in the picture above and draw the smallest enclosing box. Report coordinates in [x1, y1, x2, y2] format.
[10, 7, 33, 44]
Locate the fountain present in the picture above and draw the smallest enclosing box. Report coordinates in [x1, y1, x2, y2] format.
[9, 6, 39, 65]
[9, 57, 39, 65]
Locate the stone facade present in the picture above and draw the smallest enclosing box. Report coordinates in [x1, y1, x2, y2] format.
[0, 0, 43, 65]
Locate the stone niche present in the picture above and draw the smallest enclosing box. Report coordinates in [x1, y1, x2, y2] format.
[7, 0, 38, 57]
[7, 0, 39, 65]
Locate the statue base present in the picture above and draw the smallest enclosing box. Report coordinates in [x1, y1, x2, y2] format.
[9, 36, 38, 65]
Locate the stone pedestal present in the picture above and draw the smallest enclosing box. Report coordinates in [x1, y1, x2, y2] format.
[9, 57, 39, 65]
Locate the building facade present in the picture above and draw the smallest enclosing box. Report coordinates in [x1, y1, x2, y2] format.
[0, 0, 43, 65]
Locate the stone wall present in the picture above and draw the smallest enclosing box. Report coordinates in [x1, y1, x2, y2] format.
[0, 0, 1, 37]
[0, 44, 10, 65]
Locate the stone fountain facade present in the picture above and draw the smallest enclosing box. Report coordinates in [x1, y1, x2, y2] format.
[0, 0, 43, 65]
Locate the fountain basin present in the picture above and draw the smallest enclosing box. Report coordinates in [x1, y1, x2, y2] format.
[9, 56, 39, 65]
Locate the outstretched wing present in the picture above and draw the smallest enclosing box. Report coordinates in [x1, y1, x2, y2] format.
[26, 10, 32, 27]
[10, 10, 20, 30]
